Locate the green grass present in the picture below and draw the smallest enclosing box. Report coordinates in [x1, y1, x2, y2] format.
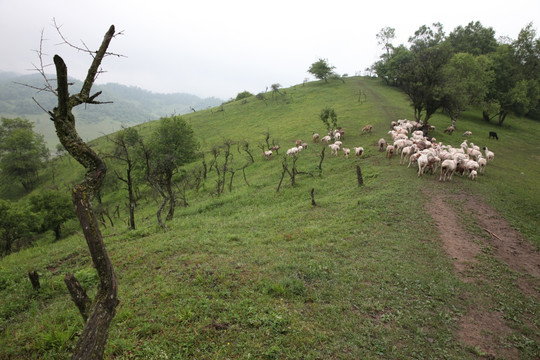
[1, 76, 539, 359]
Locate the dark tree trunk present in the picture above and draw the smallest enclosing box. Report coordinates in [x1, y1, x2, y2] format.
[64, 272, 92, 321]
[498, 111, 507, 126]
[165, 177, 175, 221]
[28, 271, 40, 290]
[51, 25, 119, 360]
[356, 165, 364, 186]
[482, 111, 491, 122]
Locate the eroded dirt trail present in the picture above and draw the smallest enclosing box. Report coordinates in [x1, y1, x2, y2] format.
[425, 190, 540, 359]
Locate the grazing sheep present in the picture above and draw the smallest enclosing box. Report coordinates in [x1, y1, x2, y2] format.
[286, 147, 299, 156]
[362, 124, 373, 133]
[469, 169, 478, 181]
[334, 131, 341, 141]
[400, 145, 414, 165]
[301, 142, 308, 149]
[378, 138, 386, 152]
[333, 141, 342, 149]
[417, 154, 429, 177]
[354, 146, 364, 157]
[329, 143, 340, 156]
[321, 135, 332, 143]
[426, 156, 441, 174]
[444, 126, 455, 135]
[263, 150, 272, 159]
[313, 133, 320, 142]
[386, 144, 395, 159]
[295, 139, 303, 147]
[439, 159, 457, 182]
[269, 145, 280, 153]
[489, 131, 499, 140]
[477, 156, 487, 174]
[408, 152, 422, 168]
[483, 147, 495, 161]
[463, 131, 472, 136]
[343, 148, 351, 158]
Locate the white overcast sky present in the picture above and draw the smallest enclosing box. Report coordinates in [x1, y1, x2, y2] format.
[1, 0, 538, 100]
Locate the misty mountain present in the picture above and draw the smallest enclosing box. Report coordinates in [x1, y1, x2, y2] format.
[0, 71, 223, 148]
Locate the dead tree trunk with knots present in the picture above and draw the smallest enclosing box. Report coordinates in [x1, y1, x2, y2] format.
[50, 25, 119, 360]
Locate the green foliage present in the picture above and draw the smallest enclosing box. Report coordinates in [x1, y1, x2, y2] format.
[373, 21, 540, 125]
[307, 58, 336, 83]
[319, 107, 338, 130]
[0, 199, 38, 256]
[147, 115, 198, 180]
[441, 53, 494, 121]
[28, 189, 75, 240]
[447, 21, 498, 55]
[235, 91, 253, 101]
[0, 117, 49, 192]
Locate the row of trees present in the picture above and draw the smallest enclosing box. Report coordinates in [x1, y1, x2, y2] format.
[372, 21, 540, 126]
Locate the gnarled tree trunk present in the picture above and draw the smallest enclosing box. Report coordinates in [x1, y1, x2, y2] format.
[51, 25, 119, 360]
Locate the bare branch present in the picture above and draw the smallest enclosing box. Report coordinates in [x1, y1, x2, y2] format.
[53, 18, 125, 59]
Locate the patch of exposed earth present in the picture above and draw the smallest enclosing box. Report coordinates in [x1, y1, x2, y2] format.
[425, 190, 540, 359]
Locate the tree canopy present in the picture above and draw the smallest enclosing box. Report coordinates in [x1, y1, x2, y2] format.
[0, 117, 49, 191]
[308, 58, 336, 83]
[372, 21, 540, 126]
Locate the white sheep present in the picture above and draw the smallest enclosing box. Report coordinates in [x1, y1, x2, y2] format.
[417, 154, 429, 177]
[378, 138, 386, 152]
[439, 159, 457, 182]
[321, 135, 332, 143]
[286, 147, 299, 156]
[469, 169, 478, 180]
[313, 133, 320, 142]
[343, 147, 351, 158]
[483, 147, 494, 161]
[386, 144, 395, 159]
[329, 143, 340, 156]
[400, 145, 414, 165]
[333, 141, 342, 149]
[263, 150, 272, 159]
[477, 156, 487, 174]
[463, 131, 472, 136]
[354, 147, 364, 157]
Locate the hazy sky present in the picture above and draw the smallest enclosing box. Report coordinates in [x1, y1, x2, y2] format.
[1, 0, 538, 100]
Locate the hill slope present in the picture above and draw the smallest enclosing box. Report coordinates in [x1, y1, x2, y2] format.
[0, 77, 539, 359]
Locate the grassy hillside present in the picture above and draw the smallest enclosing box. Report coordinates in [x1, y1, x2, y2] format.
[1, 77, 539, 359]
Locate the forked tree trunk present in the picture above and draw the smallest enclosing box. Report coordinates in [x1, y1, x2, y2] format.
[51, 25, 119, 360]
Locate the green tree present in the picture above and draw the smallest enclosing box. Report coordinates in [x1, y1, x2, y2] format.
[319, 107, 338, 130]
[0, 117, 49, 192]
[447, 21, 498, 55]
[106, 127, 140, 230]
[441, 53, 494, 126]
[400, 24, 452, 124]
[29, 189, 75, 240]
[376, 26, 396, 56]
[483, 24, 540, 125]
[235, 91, 253, 101]
[308, 58, 336, 83]
[0, 199, 37, 256]
[144, 115, 198, 227]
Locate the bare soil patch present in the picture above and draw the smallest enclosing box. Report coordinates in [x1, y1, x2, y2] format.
[425, 190, 540, 359]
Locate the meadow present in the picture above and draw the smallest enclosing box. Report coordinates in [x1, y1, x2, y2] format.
[0, 77, 539, 359]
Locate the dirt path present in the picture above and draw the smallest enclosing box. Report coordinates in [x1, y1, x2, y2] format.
[425, 190, 540, 359]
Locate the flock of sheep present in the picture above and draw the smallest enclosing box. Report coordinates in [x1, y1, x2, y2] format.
[382, 119, 495, 181]
[262, 119, 495, 182]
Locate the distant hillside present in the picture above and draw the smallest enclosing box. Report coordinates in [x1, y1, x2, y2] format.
[0, 71, 223, 149]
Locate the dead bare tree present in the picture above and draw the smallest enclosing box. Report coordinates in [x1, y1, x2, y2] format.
[45, 24, 121, 359]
